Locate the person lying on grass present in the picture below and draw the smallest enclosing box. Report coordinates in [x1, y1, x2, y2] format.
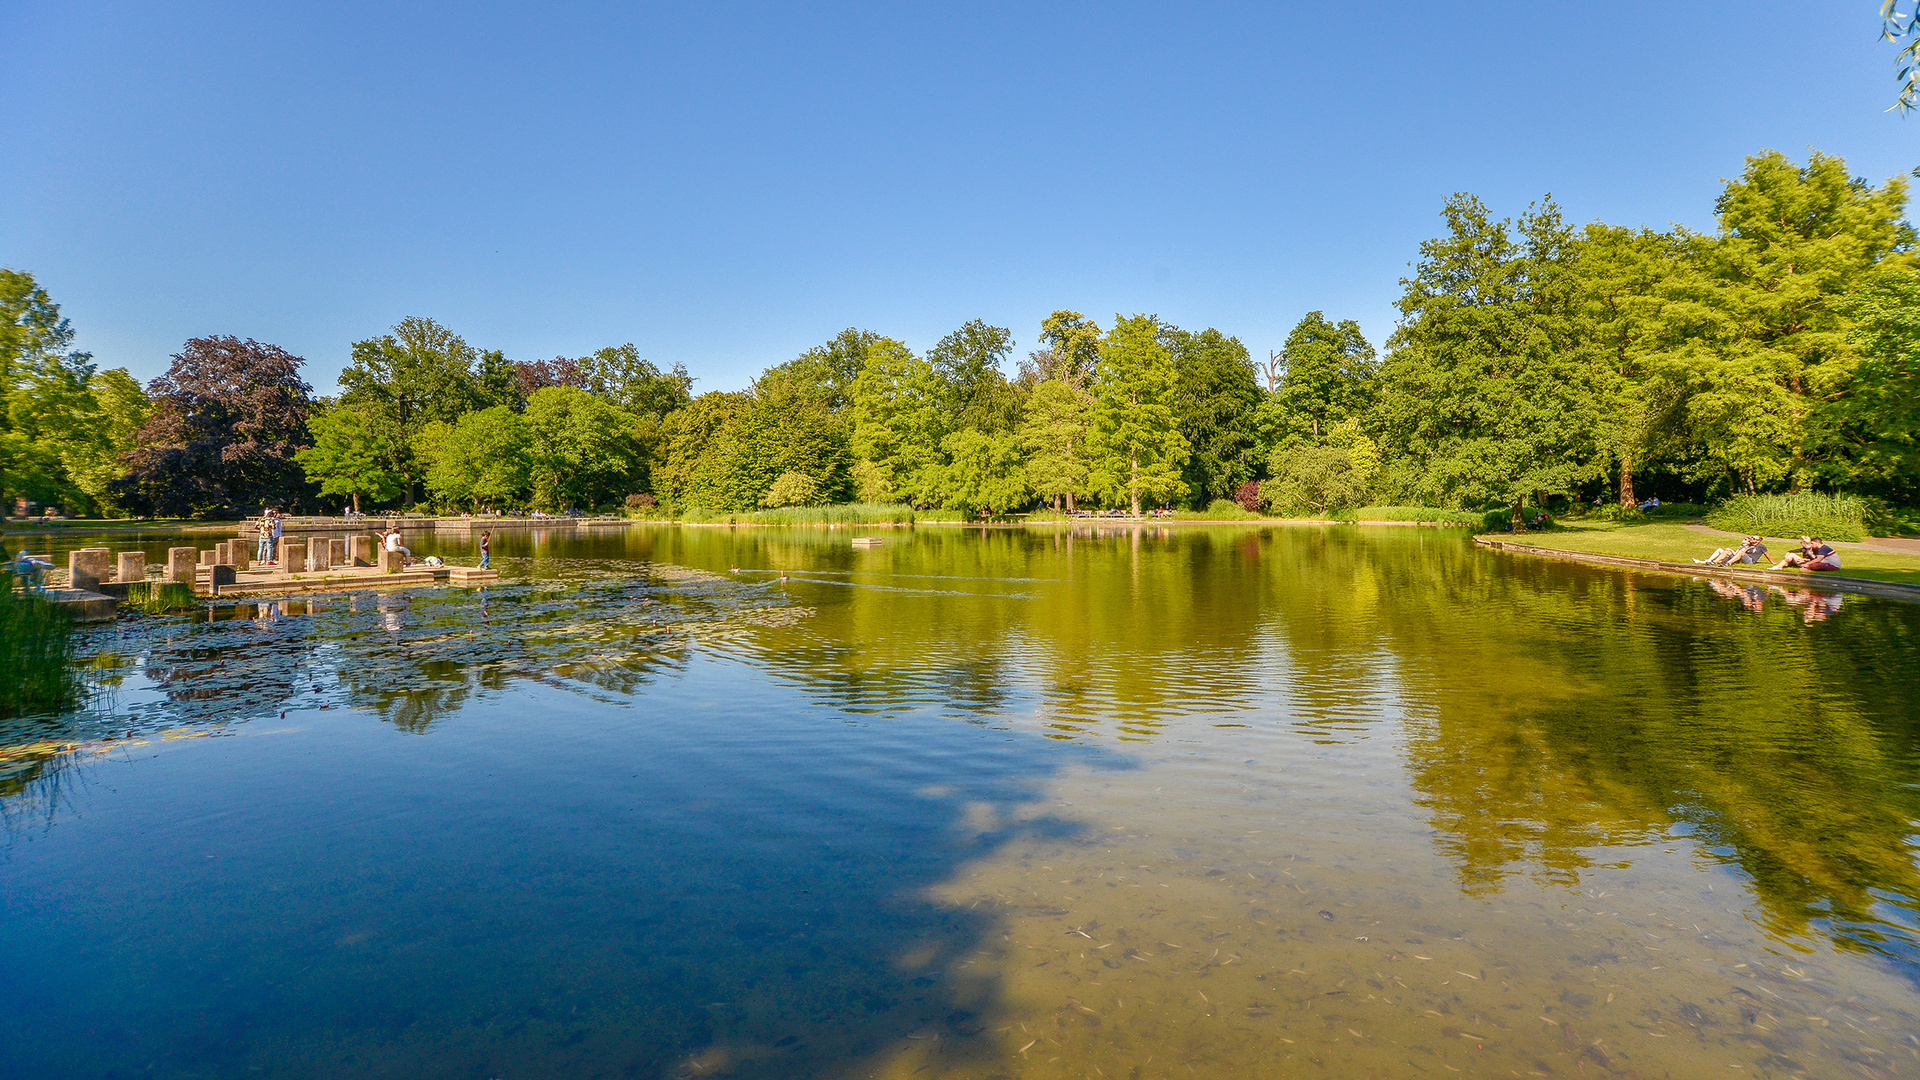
[1771, 536, 1841, 572]
[1695, 535, 1768, 566]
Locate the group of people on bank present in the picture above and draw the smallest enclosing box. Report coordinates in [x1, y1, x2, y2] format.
[1695, 534, 1842, 572]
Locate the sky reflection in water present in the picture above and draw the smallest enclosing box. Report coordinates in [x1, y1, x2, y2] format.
[3, 523, 1919, 1079]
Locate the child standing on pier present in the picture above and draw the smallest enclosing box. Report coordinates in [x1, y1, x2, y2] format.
[479, 530, 491, 569]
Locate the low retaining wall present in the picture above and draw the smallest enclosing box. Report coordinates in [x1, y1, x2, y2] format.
[1473, 537, 1920, 603]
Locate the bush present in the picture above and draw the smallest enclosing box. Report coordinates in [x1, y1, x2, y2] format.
[1706, 492, 1868, 542]
[733, 502, 918, 526]
[761, 471, 825, 509]
[0, 577, 79, 718]
[624, 493, 659, 519]
[1344, 505, 1485, 526]
[1201, 498, 1259, 520]
[1233, 480, 1262, 512]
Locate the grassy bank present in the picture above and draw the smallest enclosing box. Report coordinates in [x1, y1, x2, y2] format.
[1483, 521, 1920, 587]
[0, 581, 80, 718]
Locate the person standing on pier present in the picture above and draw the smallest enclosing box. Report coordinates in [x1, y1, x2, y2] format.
[479, 530, 491, 569]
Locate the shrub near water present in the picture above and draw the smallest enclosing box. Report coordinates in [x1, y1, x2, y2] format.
[0, 580, 79, 718]
[1707, 493, 1869, 542]
[124, 580, 197, 614]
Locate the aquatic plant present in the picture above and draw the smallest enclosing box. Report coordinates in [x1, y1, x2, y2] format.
[123, 580, 197, 614]
[1707, 492, 1868, 541]
[0, 577, 79, 718]
[1342, 506, 1486, 526]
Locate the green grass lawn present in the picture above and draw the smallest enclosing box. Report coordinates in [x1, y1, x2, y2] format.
[1486, 520, 1920, 587]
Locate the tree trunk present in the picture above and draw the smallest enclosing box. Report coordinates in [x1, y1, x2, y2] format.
[1066, 491, 1076, 513]
[1617, 452, 1636, 509]
[1511, 499, 1525, 531]
[352, 492, 361, 513]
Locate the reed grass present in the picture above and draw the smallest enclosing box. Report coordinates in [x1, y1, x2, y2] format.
[1706, 492, 1869, 542]
[1343, 506, 1486, 526]
[681, 503, 926, 526]
[123, 580, 197, 614]
[0, 576, 79, 718]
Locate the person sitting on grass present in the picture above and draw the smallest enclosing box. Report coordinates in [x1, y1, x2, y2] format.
[1771, 536, 1841, 572]
[1695, 535, 1768, 566]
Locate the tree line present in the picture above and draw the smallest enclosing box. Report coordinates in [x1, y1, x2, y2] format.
[4, 147, 1918, 522]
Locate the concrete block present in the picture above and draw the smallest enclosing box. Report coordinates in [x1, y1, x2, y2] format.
[67, 548, 112, 592]
[167, 547, 199, 583]
[280, 541, 305, 574]
[199, 549, 215, 566]
[308, 540, 332, 572]
[116, 552, 146, 582]
[46, 587, 117, 622]
[328, 539, 347, 567]
[377, 546, 401, 573]
[214, 541, 230, 565]
[210, 564, 237, 593]
[350, 535, 377, 566]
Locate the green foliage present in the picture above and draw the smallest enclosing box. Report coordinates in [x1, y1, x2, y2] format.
[761, 471, 824, 508]
[1272, 311, 1376, 444]
[296, 400, 403, 511]
[1831, 270, 1920, 502]
[682, 502, 919, 526]
[1017, 378, 1090, 509]
[1089, 314, 1189, 515]
[1263, 444, 1368, 516]
[1705, 492, 1869, 542]
[1199, 498, 1258, 520]
[1375, 194, 1599, 516]
[0, 576, 78, 717]
[524, 386, 644, 510]
[340, 316, 483, 500]
[123, 580, 196, 614]
[934, 428, 1029, 516]
[849, 338, 946, 505]
[1345, 506, 1485, 525]
[927, 319, 1018, 432]
[424, 406, 532, 509]
[1167, 326, 1262, 507]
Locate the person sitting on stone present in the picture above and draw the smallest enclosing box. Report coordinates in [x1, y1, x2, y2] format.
[383, 525, 413, 566]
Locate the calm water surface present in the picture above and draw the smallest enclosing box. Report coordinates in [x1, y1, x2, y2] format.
[3, 524, 1919, 1079]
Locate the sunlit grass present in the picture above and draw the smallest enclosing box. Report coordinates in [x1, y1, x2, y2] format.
[1490, 520, 1920, 586]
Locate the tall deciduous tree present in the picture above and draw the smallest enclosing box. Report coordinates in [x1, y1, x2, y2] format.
[1832, 269, 1920, 501]
[296, 400, 403, 511]
[340, 317, 481, 502]
[1375, 195, 1600, 522]
[1273, 312, 1376, 443]
[927, 319, 1018, 432]
[1166, 325, 1262, 507]
[117, 337, 315, 517]
[524, 386, 644, 511]
[424, 407, 532, 509]
[1089, 314, 1189, 516]
[1018, 378, 1092, 510]
[1671, 150, 1911, 493]
[935, 428, 1030, 516]
[850, 338, 947, 505]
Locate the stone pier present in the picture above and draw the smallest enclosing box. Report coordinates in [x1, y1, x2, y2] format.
[117, 551, 146, 583]
[67, 548, 112, 592]
[350, 534, 377, 566]
[168, 547, 199, 583]
[280, 541, 306, 575]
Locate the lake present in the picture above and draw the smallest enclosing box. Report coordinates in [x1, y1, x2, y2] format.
[3, 522, 1918, 1079]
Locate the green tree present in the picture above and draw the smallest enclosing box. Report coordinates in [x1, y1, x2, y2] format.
[935, 428, 1030, 516]
[575, 344, 694, 416]
[1273, 312, 1376, 443]
[524, 386, 643, 511]
[927, 319, 1019, 433]
[849, 337, 947, 504]
[1018, 378, 1092, 510]
[1088, 314, 1190, 516]
[1374, 195, 1600, 523]
[340, 316, 482, 502]
[1831, 269, 1920, 501]
[762, 470, 824, 508]
[1672, 150, 1911, 494]
[424, 406, 531, 509]
[771, 328, 882, 413]
[1166, 325, 1262, 507]
[1262, 443, 1367, 516]
[295, 400, 403, 512]
[1027, 310, 1102, 388]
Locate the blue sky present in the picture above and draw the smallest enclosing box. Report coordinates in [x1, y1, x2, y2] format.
[2, 1, 1915, 394]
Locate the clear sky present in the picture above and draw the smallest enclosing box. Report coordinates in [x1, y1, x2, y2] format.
[2, 1, 1915, 394]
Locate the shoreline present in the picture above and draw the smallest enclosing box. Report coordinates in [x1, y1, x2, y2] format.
[1473, 536, 1920, 603]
